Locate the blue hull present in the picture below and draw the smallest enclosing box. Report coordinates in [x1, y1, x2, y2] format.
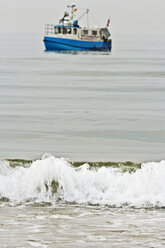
[44, 36, 111, 51]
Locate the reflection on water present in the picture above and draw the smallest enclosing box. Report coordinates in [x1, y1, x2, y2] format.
[44, 49, 111, 55]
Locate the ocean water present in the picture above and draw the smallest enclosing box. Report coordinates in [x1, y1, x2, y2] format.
[0, 33, 165, 161]
[0, 33, 165, 247]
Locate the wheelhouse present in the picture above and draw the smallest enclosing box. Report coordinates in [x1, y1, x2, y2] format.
[45, 24, 109, 42]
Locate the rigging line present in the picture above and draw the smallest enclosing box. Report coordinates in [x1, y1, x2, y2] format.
[89, 12, 100, 27]
[77, 9, 88, 21]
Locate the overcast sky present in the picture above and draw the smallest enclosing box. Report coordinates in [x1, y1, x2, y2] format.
[0, 0, 164, 34]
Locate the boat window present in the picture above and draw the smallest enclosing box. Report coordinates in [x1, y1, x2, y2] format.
[54, 27, 58, 34]
[73, 28, 77, 35]
[62, 27, 67, 34]
[58, 27, 61, 34]
[83, 30, 88, 35]
[92, 30, 97, 36]
[67, 28, 72, 34]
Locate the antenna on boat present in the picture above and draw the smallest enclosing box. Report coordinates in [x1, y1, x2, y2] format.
[67, 4, 77, 21]
[86, 9, 89, 28]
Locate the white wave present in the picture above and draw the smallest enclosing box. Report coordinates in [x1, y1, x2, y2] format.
[0, 156, 165, 207]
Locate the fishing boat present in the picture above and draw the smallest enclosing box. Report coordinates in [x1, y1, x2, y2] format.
[43, 5, 112, 51]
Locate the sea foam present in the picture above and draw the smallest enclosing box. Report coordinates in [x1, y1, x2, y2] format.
[0, 156, 165, 207]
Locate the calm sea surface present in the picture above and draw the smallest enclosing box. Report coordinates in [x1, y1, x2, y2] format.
[0, 33, 165, 247]
[0, 33, 165, 161]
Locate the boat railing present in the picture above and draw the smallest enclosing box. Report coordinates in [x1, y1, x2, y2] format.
[45, 24, 55, 35]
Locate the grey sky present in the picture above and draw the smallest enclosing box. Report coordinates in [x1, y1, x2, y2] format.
[0, 0, 164, 34]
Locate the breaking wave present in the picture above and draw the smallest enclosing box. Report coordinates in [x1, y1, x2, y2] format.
[0, 155, 165, 208]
